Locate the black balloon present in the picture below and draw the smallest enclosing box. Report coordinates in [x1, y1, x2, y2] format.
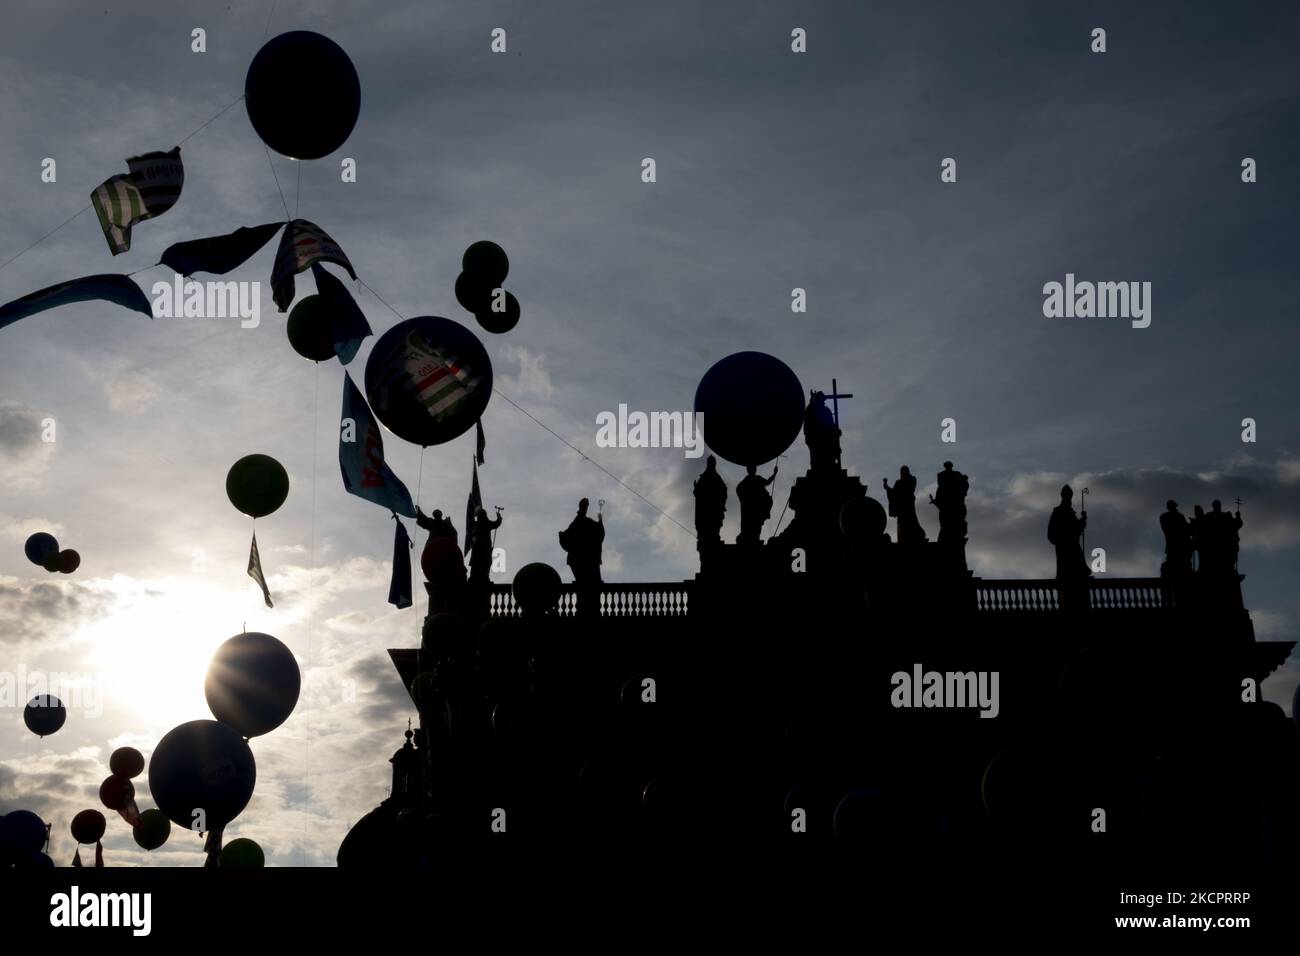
[0, 810, 47, 858]
[56, 549, 80, 573]
[205, 632, 301, 738]
[23, 532, 58, 565]
[694, 352, 805, 467]
[512, 563, 562, 614]
[475, 290, 520, 334]
[70, 809, 106, 845]
[99, 774, 134, 811]
[363, 316, 493, 447]
[840, 496, 887, 542]
[109, 746, 145, 779]
[462, 241, 509, 287]
[286, 294, 337, 361]
[454, 270, 493, 314]
[226, 454, 290, 518]
[23, 694, 66, 737]
[132, 808, 171, 851]
[245, 32, 360, 160]
[148, 720, 256, 829]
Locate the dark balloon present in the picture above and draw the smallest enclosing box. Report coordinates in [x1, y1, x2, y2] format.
[109, 746, 145, 779]
[286, 294, 337, 362]
[149, 720, 256, 829]
[99, 774, 134, 811]
[245, 32, 360, 160]
[56, 549, 80, 574]
[454, 271, 493, 314]
[462, 241, 509, 287]
[132, 808, 171, 851]
[226, 454, 290, 518]
[42, 554, 62, 573]
[0, 810, 48, 858]
[16, 851, 55, 868]
[24, 532, 58, 565]
[512, 562, 562, 614]
[23, 695, 66, 737]
[420, 537, 465, 584]
[205, 632, 301, 738]
[840, 496, 887, 542]
[421, 612, 470, 658]
[219, 837, 265, 867]
[694, 351, 805, 466]
[363, 316, 493, 447]
[475, 290, 520, 334]
[70, 809, 106, 845]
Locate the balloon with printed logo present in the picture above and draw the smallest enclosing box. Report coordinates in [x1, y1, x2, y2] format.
[225, 454, 290, 518]
[132, 808, 172, 851]
[110, 746, 145, 779]
[148, 720, 256, 829]
[245, 32, 360, 160]
[70, 809, 106, 845]
[23, 532, 58, 566]
[219, 837, 266, 867]
[363, 316, 493, 447]
[694, 352, 805, 467]
[23, 694, 66, 737]
[205, 631, 301, 738]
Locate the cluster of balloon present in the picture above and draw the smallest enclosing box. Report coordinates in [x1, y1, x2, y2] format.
[694, 352, 805, 467]
[286, 294, 337, 362]
[0, 810, 52, 868]
[204, 631, 301, 738]
[364, 316, 494, 447]
[24, 531, 80, 574]
[455, 241, 521, 334]
[99, 746, 144, 829]
[22, 694, 66, 737]
[226, 454, 290, 519]
[245, 32, 360, 160]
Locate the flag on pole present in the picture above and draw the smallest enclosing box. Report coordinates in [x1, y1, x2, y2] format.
[89, 147, 184, 254]
[339, 373, 416, 516]
[271, 219, 357, 311]
[389, 516, 413, 609]
[475, 419, 486, 465]
[312, 262, 371, 364]
[248, 530, 273, 608]
[160, 222, 285, 276]
[0, 274, 153, 331]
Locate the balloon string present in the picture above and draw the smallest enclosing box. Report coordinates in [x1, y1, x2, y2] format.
[264, 146, 292, 220]
[414, 448, 425, 641]
[304, 359, 319, 865]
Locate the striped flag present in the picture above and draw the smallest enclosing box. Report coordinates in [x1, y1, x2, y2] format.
[271, 219, 357, 311]
[248, 530, 273, 608]
[393, 329, 483, 423]
[89, 147, 183, 254]
[464, 457, 483, 557]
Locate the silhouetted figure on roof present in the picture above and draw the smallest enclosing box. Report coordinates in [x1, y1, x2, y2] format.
[1159, 500, 1192, 577]
[693, 455, 727, 552]
[736, 462, 777, 546]
[1198, 499, 1243, 576]
[930, 461, 968, 542]
[416, 508, 458, 550]
[1190, 504, 1206, 569]
[883, 466, 927, 545]
[560, 498, 604, 617]
[467, 504, 502, 589]
[803, 390, 841, 472]
[1048, 484, 1090, 585]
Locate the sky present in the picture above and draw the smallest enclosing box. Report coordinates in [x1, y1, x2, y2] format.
[1, 0, 1298, 866]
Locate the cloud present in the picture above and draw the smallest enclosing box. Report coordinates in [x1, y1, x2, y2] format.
[103, 370, 162, 414]
[499, 345, 555, 400]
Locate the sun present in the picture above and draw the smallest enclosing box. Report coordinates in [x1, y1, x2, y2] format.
[77, 574, 273, 732]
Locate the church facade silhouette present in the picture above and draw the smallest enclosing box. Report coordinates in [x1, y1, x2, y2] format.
[340, 399, 1297, 875]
